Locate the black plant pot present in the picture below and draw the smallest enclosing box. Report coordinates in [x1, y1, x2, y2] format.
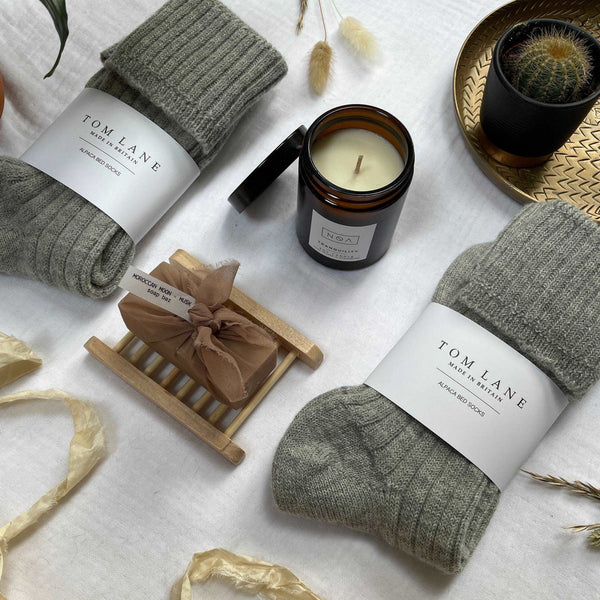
[480, 18, 600, 167]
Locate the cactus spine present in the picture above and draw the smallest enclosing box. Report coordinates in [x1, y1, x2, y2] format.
[503, 29, 593, 104]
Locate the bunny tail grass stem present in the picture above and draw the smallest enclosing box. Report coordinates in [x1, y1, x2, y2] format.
[317, 0, 327, 40]
[297, 0, 308, 34]
[329, 0, 343, 19]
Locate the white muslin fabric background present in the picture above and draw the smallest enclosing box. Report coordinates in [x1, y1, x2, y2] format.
[0, 0, 599, 598]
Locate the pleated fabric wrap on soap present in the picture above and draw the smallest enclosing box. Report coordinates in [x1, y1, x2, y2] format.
[119, 262, 277, 409]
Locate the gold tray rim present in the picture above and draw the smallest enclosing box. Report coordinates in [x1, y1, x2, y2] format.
[452, 0, 600, 217]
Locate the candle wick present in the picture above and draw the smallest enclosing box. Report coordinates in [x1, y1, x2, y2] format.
[354, 154, 364, 175]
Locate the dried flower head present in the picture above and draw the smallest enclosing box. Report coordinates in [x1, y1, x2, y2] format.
[339, 16, 377, 59]
[309, 40, 333, 94]
[589, 528, 600, 547]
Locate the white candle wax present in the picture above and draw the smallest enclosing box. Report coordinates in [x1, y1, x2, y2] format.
[310, 128, 404, 192]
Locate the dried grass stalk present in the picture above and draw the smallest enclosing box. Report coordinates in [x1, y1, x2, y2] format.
[339, 16, 377, 59]
[564, 523, 600, 533]
[565, 522, 600, 548]
[297, 0, 308, 34]
[523, 470, 600, 503]
[309, 40, 332, 95]
[524, 470, 600, 549]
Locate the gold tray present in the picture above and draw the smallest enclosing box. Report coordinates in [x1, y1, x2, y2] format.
[453, 0, 600, 223]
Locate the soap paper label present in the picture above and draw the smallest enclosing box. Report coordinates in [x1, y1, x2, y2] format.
[120, 266, 196, 322]
[308, 210, 376, 262]
[365, 303, 568, 490]
[21, 89, 200, 244]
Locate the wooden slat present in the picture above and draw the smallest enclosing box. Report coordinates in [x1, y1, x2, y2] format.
[129, 343, 150, 366]
[170, 250, 323, 370]
[176, 378, 197, 400]
[207, 403, 230, 426]
[225, 350, 297, 437]
[144, 355, 165, 376]
[113, 331, 135, 354]
[192, 390, 212, 413]
[160, 366, 180, 389]
[84, 337, 245, 465]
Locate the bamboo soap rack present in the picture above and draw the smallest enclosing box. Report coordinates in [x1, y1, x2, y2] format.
[84, 249, 323, 466]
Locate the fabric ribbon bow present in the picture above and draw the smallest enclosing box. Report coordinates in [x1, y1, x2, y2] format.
[186, 269, 254, 408]
[119, 261, 277, 409]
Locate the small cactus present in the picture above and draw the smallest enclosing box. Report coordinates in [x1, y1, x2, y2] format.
[503, 28, 594, 104]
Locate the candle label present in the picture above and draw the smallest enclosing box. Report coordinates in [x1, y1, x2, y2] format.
[308, 210, 376, 262]
[21, 89, 200, 244]
[365, 303, 567, 491]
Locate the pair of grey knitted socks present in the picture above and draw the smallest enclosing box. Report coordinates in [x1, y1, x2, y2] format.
[0, 0, 286, 297]
[272, 200, 600, 574]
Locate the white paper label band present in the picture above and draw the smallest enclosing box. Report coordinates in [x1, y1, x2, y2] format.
[365, 303, 568, 490]
[21, 89, 200, 244]
[120, 266, 196, 322]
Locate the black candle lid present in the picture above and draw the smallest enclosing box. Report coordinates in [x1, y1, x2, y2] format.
[228, 126, 307, 213]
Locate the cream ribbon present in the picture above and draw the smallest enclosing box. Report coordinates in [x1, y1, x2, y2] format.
[0, 392, 319, 599]
[0, 333, 42, 388]
[0, 390, 105, 600]
[178, 549, 324, 600]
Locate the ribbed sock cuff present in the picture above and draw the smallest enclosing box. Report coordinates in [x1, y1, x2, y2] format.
[454, 200, 600, 398]
[98, 0, 287, 157]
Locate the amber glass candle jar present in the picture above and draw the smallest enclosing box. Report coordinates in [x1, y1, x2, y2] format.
[297, 104, 414, 269]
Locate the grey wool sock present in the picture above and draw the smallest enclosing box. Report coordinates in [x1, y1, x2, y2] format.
[0, 0, 287, 298]
[272, 200, 600, 574]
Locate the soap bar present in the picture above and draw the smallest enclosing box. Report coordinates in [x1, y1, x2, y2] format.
[0, 332, 42, 388]
[118, 262, 277, 409]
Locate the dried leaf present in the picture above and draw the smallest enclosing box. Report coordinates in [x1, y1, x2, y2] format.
[297, 0, 308, 34]
[339, 16, 376, 60]
[38, 0, 70, 78]
[309, 40, 332, 95]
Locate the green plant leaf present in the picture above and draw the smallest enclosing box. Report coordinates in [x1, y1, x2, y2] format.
[38, 0, 69, 78]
